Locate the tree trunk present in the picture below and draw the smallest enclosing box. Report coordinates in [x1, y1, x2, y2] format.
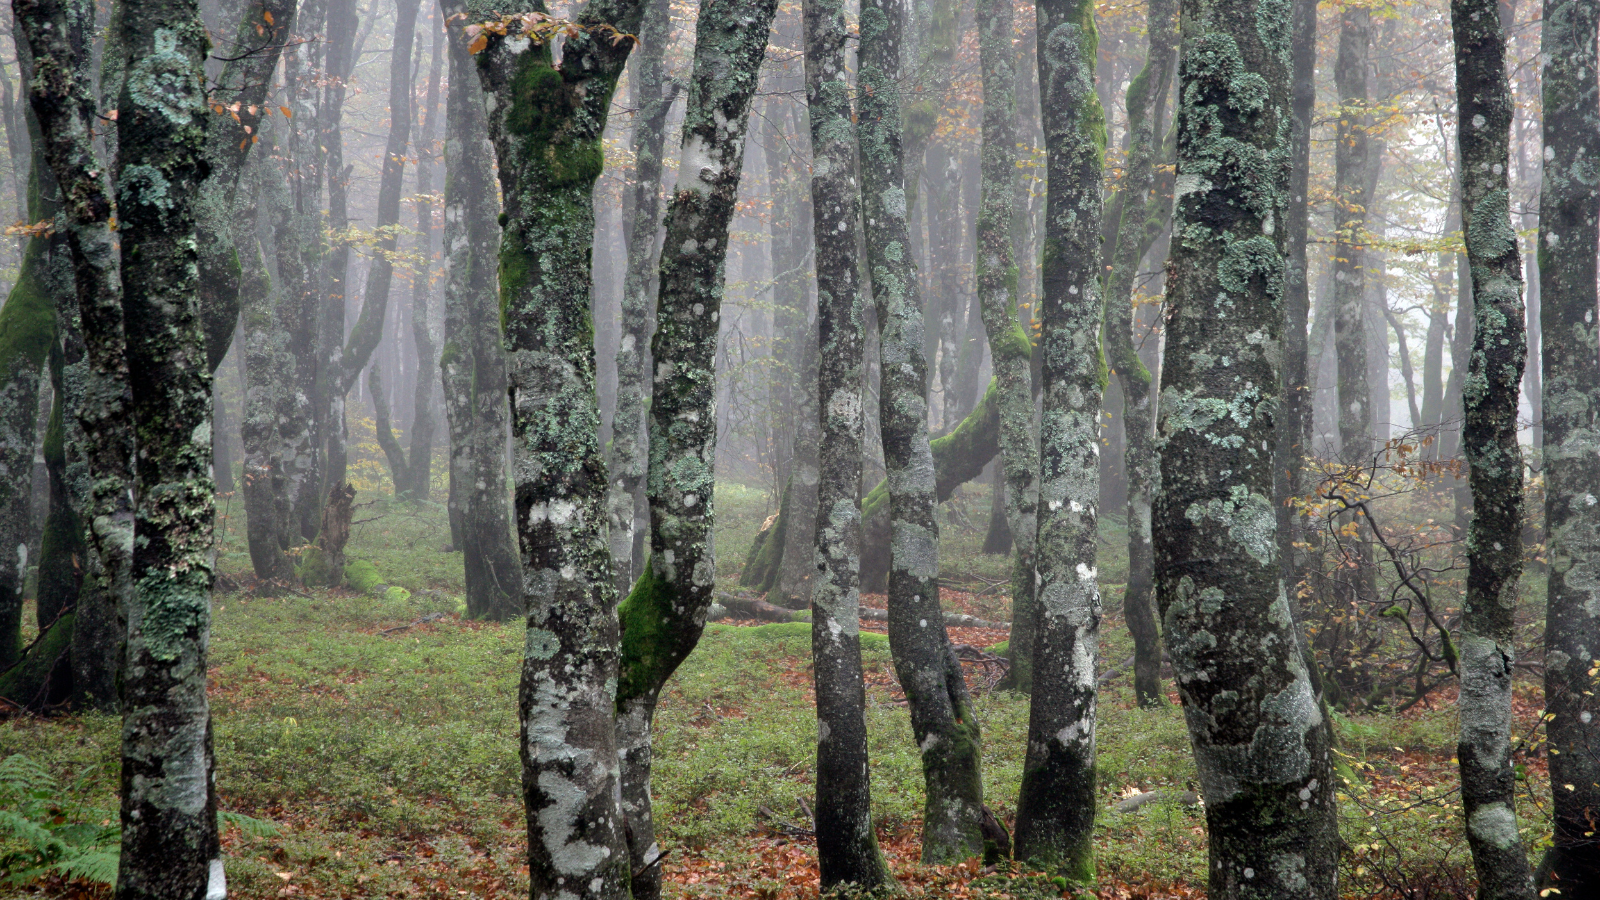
[1155, 0, 1340, 893]
[466, 0, 645, 893]
[1333, 3, 1371, 461]
[114, 0, 222, 891]
[1011, 0, 1104, 877]
[1105, 0, 1177, 711]
[769, 317, 820, 608]
[1449, 0, 1538, 892]
[314, 0, 358, 506]
[859, 0, 986, 863]
[608, 0, 672, 600]
[614, 3, 779, 894]
[803, 0, 896, 884]
[403, 16, 443, 502]
[439, 10, 519, 621]
[1538, 0, 1600, 889]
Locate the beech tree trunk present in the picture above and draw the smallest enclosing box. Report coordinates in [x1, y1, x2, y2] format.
[465, 0, 643, 892]
[1449, 0, 1537, 896]
[1538, 0, 1600, 889]
[438, 10, 519, 621]
[803, 0, 896, 884]
[1103, 0, 1177, 710]
[859, 0, 985, 864]
[1011, 0, 1104, 877]
[114, 0, 222, 891]
[402, 17, 443, 502]
[1154, 0, 1340, 894]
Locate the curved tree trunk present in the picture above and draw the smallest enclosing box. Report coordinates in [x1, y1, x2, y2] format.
[1154, 0, 1340, 894]
[1449, 0, 1537, 894]
[1011, 0, 1104, 877]
[1538, 0, 1600, 889]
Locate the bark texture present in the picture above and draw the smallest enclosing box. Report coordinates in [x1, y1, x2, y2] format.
[860, 0, 985, 864]
[803, 0, 895, 883]
[1103, 0, 1176, 710]
[1449, 0, 1537, 893]
[612, 1, 779, 895]
[466, 0, 643, 891]
[114, 0, 222, 892]
[1011, 0, 1104, 877]
[1332, 2, 1371, 460]
[439, 8, 520, 621]
[1538, 0, 1600, 890]
[1154, 0, 1340, 894]
[976, 0, 1040, 691]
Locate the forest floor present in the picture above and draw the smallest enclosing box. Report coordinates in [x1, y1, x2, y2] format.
[0, 481, 1554, 898]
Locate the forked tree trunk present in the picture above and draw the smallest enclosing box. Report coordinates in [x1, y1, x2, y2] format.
[1154, 0, 1339, 894]
[1449, 0, 1537, 894]
[859, 0, 985, 863]
[1011, 0, 1104, 877]
[802, 0, 896, 884]
[1538, 0, 1600, 889]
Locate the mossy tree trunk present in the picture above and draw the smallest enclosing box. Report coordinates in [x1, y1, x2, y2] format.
[803, 0, 896, 884]
[607, 0, 672, 601]
[1011, 0, 1104, 878]
[1538, 0, 1600, 889]
[12, 0, 128, 710]
[1154, 0, 1340, 893]
[1102, 0, 1176, 711]
[114, 0, 222, 891]
[466, 0, 643, 892]
[614, 2, 779, 893]
[859, 0, 985, 864]
[1449, 0, 1537, 894]
[974, 0, 1040, 692]
[439, 9, 519, 621]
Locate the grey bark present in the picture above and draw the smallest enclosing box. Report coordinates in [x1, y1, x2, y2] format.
[1448, 0, 1538, 891]
[1154, 0, 1340, 893]
[803, 0, 895, 883]
[401, 16, 443, 502]
[859, 0, 985, 864]
[1333, 3, 1371, 461]
[1538, 0, 1600, 889]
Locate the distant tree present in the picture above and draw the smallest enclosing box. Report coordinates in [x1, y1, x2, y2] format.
[1153, 0, 1340, 894]
[1538, 0, 1600, 891]
[1448, 0, 1539, 892]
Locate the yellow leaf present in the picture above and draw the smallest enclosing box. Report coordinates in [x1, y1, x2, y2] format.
[280, 106, 292, 118]
[263, 9, 274, 24]
[468, 32, 489, 54]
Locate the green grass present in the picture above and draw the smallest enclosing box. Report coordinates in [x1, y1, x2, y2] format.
[0, 478, 1533, 897]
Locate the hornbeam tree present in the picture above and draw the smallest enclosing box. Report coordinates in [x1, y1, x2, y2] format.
[1153, 0, 1340, 893]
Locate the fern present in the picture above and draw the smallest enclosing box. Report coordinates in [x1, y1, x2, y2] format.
[218, 809, 280, 838]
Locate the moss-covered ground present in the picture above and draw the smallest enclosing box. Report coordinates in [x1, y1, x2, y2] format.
[0, 480, 1551, 898]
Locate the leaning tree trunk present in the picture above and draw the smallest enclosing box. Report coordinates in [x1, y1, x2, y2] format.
[803, 0, 896, 885]
[607, 0, 672, 600]
[1538, 0, 1600, 890]
[859, 0, 985, 864]
[438, 10, 519, 621]
[465, 0, 643, 892]
[974, 0, 1040, 691]
[1011, 0, 1104, 878]
[1103, 0, 1177, 710]
[614, 2, 780, 893]
[12, 0, 134, 709]
[1154, 0, 1340, 895]
[114, 0, 222, 893]
[1450, 0, 1538, 894]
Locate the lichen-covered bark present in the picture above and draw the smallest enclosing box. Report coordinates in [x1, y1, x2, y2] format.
[607, 0, 671, 600]
[113, 0, 222, 892]
[314, 0, 358, 504]
[613, 4, 778, 893]
[803, 0, 895, 884]
[12, 0, 130, 709]
[465, 0, 643, 891]
[1102, 0, 1176, 710]
[859, 0, 984, 864]
[1538, 0, 1600, 890]
[1332, 3, 1371, 461]
[439, 11, 519, 621]
[1011, 0, 1103, 877]
[974, 0, 1040, 692]
[1449, 0, 1537, 894]
[1154, 0, 1339, 894]
[195, 0, 299, 373]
